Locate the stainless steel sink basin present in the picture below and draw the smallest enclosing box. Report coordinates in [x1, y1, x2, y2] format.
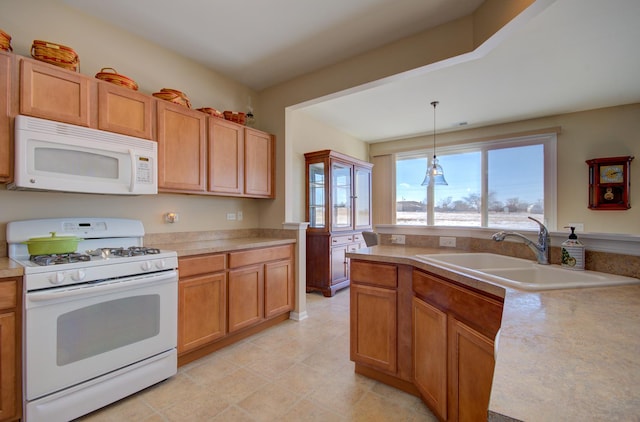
[415, 253, 640, 291]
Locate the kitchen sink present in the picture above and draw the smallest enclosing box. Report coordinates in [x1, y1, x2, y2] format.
[415, 253, 640, 291]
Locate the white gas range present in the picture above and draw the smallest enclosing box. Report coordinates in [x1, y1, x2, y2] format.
[7, 218, 178, 422]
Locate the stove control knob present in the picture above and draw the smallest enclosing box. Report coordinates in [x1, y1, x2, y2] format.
[155, 259, 167, 270]
[141, 261, 153, 271]
[50, 272, 65, 285]
[71, 269, 86, 281]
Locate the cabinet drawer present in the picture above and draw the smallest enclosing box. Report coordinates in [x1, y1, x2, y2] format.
[0, 280, 17, 310]
[179, 254, 226, 277]
[331, 235, 353, 246]
[351, 260, 397, 288]
[353, 233, 364, 243]
[413, 269, 503, 338]
[229, 245, 293, 269]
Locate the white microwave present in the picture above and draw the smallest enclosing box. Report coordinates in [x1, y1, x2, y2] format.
[10, 115, 157, 195]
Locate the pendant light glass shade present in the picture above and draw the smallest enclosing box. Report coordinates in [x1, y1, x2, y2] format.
[421, 100, 448, 186]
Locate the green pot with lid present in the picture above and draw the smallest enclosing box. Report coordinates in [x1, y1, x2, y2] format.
[22, 232, 83, 255]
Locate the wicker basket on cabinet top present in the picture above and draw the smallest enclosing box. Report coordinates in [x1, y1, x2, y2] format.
[31, 40, 79, 71]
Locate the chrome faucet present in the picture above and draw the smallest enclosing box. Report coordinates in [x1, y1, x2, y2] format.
[491, 217, 550, 265]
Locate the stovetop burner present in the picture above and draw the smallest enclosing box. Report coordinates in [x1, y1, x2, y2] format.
[30, 253, 92, 266]
[104, 246, 161, 257]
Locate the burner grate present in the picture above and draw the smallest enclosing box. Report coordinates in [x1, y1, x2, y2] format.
[105, 247, 161, 257]
[31, 253, 92, 266]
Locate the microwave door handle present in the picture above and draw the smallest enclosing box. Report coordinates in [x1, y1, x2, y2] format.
[129, 149, 136, 193]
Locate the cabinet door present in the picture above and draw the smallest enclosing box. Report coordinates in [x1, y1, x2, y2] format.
[354, 165, 372, 229]
[228, 265, 264, 333]
[448, 317, 495, 422]
[209, 118, 244, 195]
[413, 297, 447, 421]
[97, 82, 153, 139]
[331, 161, 353, 231]
[0, 311, 16, 421]
[0, 52, 11, 181]
[264, 259, 294, 318]
[244, 128, 274, 198]
[330, 244, 348, 285]
[350, 283, 397, 373]
[20, 58, 91, 127]
[178, 273, 226, 354]
[156, 100, 206, 191]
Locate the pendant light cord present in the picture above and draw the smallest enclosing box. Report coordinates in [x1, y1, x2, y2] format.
[431, 101, 439, 167]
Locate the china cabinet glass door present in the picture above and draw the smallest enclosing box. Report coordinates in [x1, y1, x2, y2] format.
[332, 162, 352, 230]
[354, 166, 372, 228]
[308, 162, 326, 228]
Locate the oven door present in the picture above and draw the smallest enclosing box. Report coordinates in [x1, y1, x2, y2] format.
[25, 270, 177, 401]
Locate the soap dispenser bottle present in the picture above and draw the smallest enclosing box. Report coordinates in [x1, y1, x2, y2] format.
[561, 226, 585, 270]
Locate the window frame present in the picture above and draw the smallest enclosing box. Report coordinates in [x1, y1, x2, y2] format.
[394, 132, 557, 230]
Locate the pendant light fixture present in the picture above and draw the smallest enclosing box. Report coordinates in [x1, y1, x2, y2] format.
[421, 100, 448, 186]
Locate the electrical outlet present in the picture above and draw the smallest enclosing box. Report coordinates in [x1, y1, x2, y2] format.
[439, 236, 456, 247]
[226, 213, 236, 221]
[237, 211, 243, 221]
[391, 234, 406, 244]
[567, 223, 584, 232]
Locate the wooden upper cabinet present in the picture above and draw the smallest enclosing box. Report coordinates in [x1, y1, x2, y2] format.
[244, 128, 274, 198]
[156, 100, 207, 192]
[19, 58, 91, 127]
[97, 82, 153, 139]
[208, 117, 244, 195]
[0, 51, 12, 182]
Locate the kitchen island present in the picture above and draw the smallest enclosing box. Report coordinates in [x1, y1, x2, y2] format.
[346, 245, 640, 421]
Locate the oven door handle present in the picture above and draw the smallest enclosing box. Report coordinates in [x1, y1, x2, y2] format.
[27, 270, 178, 303]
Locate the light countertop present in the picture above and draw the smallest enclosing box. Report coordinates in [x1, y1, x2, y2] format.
[347, 245, 640, 421]
[0, 257, 23, 278]
[146, 237, 296, 257]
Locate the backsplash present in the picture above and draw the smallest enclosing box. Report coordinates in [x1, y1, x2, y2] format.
[378, 234, 640, 279]
[144, 228, 296, 246]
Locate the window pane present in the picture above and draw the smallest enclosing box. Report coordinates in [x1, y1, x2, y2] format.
[434, 152, 481, 226]
[488, 144, 544, 229]
[396, 157, 427, 225]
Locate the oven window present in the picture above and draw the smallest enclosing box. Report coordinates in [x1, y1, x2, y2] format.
[35, 147, 119, 179]
[56, 295, 160, 366]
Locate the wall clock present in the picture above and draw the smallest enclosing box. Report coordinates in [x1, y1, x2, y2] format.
[586, 156, 633, 210]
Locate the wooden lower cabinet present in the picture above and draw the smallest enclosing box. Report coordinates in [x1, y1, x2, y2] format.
[0, 51, 12, 182]
[413, 269, 503, 422]
[0, 278, 21, 422]
[264, 258, 295, 318]
[413, 297, 448, 420]
[350, 283, 397, 373]
[228, 265, 264, 333]
[350, 259, 504, 422]
[448, 317, 496, 422]
[178, 254, 226, 354]
[178, 244, 294, 366]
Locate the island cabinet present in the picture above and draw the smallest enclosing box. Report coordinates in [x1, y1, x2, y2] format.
[0, 277, 21, 422]
[305, 150, 373, 297]
[412, 269, 503, 422]
[178, 254, 227, 354]
[350, 260, 417, 394]
[177, 244, 294, 366]
[0, 51, 12, 182]
[156, 100, 207, 192]
[18, 56, 153, 139]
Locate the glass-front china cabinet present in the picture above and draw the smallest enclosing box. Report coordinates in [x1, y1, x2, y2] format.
[305, 150, 373, 296]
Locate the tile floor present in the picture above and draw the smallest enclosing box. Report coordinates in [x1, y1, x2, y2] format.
[78, 288, 437, 421]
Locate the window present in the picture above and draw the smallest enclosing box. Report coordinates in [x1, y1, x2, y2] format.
[395, 134, 556, 230]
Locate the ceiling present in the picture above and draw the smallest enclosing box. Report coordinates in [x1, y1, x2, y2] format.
[62, 0, 640, 143]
